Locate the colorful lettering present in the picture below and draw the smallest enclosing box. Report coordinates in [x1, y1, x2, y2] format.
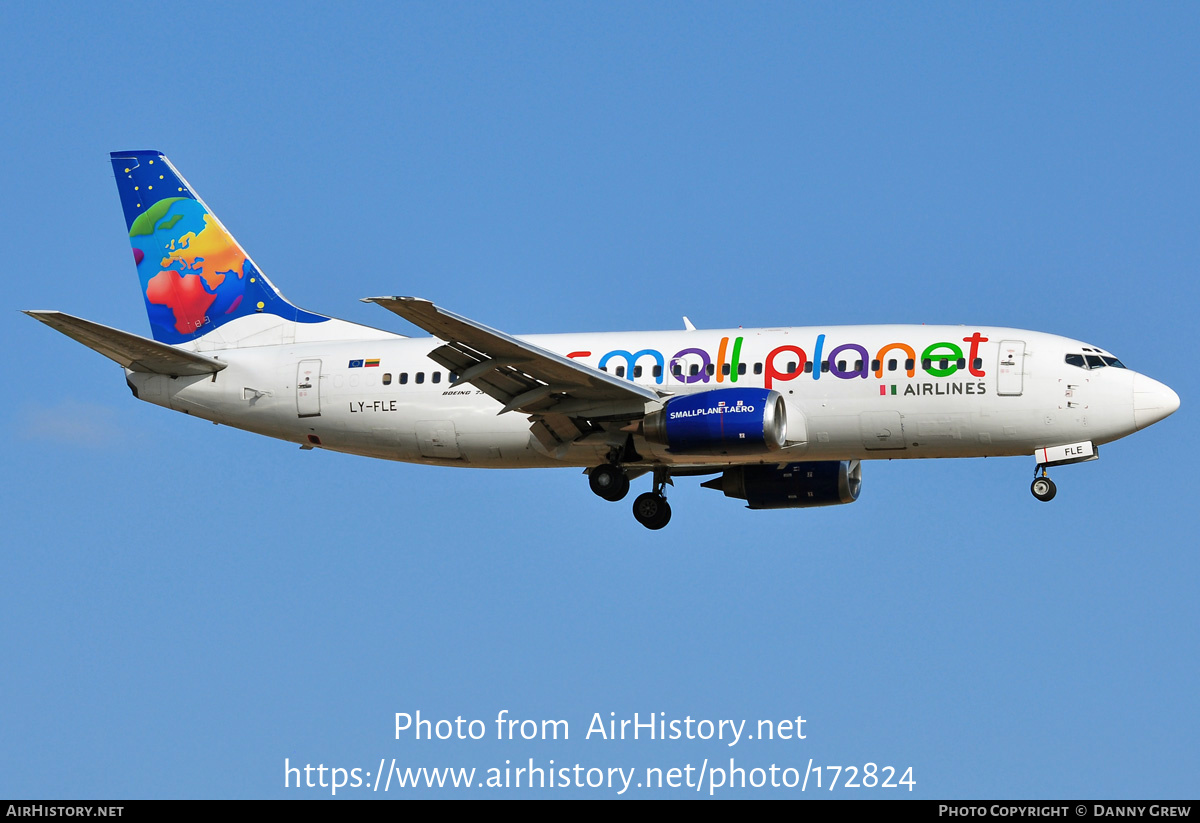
[963, 333, 988, 377]
[874, 343, 917, 378]
[921, 342, 964, 378]
[598, 349, 665, 383]
[671, 347, 712, 384]
[589, 332, 988, 388]
[828, 343, 870, 379]
[764, 345, 808, 390]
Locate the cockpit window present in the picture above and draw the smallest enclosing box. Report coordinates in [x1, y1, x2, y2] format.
[1066, 352, 1127, 370]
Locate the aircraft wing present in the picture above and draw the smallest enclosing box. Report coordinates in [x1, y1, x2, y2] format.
[25, 311, 227, 376]
[363, 297, 663, 424]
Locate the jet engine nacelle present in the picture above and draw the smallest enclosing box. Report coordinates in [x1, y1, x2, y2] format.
[701, 460, 862, 509]
[643, 388, 787, 455]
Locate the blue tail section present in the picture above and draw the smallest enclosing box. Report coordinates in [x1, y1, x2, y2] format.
[110, 151, 327, 344]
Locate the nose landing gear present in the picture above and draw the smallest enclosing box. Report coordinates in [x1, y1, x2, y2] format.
[1030, 467, 1057, 502]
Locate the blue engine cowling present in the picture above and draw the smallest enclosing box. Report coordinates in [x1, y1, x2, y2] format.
[701, 460, 862, 509]
[643, 388, 787, 455]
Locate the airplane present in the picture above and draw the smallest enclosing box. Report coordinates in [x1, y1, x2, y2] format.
[26, 151, 1180, 529]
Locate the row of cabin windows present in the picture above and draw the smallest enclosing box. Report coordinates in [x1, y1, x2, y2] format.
[600, 358, 985, 378]
[375, 357, 988, 385]
[379, 371, 459, 386]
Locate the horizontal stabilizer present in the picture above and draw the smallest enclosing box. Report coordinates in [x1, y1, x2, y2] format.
[24, 311, 227, 376]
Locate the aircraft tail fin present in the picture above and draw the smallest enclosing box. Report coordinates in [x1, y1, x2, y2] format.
[109, 151, 328, 345]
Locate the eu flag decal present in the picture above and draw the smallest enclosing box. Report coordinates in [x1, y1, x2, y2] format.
[348, 359, 364, 368]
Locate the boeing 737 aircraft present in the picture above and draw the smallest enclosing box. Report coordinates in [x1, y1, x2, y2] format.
[26, 151, 1180, 529]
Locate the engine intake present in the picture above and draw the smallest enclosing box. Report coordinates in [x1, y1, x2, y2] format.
[643, 388, 787, 455]
[701, 460, 862, 509]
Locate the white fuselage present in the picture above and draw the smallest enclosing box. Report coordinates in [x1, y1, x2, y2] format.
[124, 320, 1167, 471]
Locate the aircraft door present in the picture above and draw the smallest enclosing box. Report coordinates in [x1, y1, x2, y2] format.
[860, 411, 907, 450]
[416, 420, 462, 459]
[996, 341, 1026, 396]
[296, 359, 322, 417]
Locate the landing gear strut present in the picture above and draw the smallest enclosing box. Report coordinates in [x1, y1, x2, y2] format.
[632, 467, 672, 530]
[1030, 466, 1057, 502]
[588, 463, 630, 502]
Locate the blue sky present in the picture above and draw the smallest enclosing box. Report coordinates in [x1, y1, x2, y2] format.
[1, 2, 1197, 798]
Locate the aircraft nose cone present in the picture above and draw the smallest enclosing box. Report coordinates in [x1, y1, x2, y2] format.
[1133, 374, 1181, 430]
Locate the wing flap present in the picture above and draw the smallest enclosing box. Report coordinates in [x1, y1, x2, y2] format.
[24, 311, 227, 376]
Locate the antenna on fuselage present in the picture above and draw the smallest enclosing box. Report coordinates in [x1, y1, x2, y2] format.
[682, 316, 696, 331]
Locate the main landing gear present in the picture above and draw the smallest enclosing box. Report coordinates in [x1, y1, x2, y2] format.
[632, 467, 672, 530]
[1030, 466, 1057, 502]
[588, 463, 630, 502]
[632, 490, 671, 530]
[587, 464, 672, 529]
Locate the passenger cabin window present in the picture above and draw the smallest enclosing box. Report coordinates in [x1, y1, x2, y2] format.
[754, 363, 763, 375]
[399, 373, 409, 385]
[787, 361, 797, 374]
[905, 358, 915, 371]
[633, 365, 642, 378]
[804, 362, 814, 374]
[690, 364, 699, 376]
[837, 360, 846, 372]
[705, 364, 715, 376]
[432, 372, 441, 384]
[972, 358, 982, 371]
[382, 373, 392, 386]
[652, 365, 662, 378]
[821, 361, 830, 373]
[722, 363, 731, 376]
[416, 372, 425, 384]
[738, 363, 746, 376]
[615, 366, 625, 377]
[871, 359, 880, 372]
[888, 359, 897, 371]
